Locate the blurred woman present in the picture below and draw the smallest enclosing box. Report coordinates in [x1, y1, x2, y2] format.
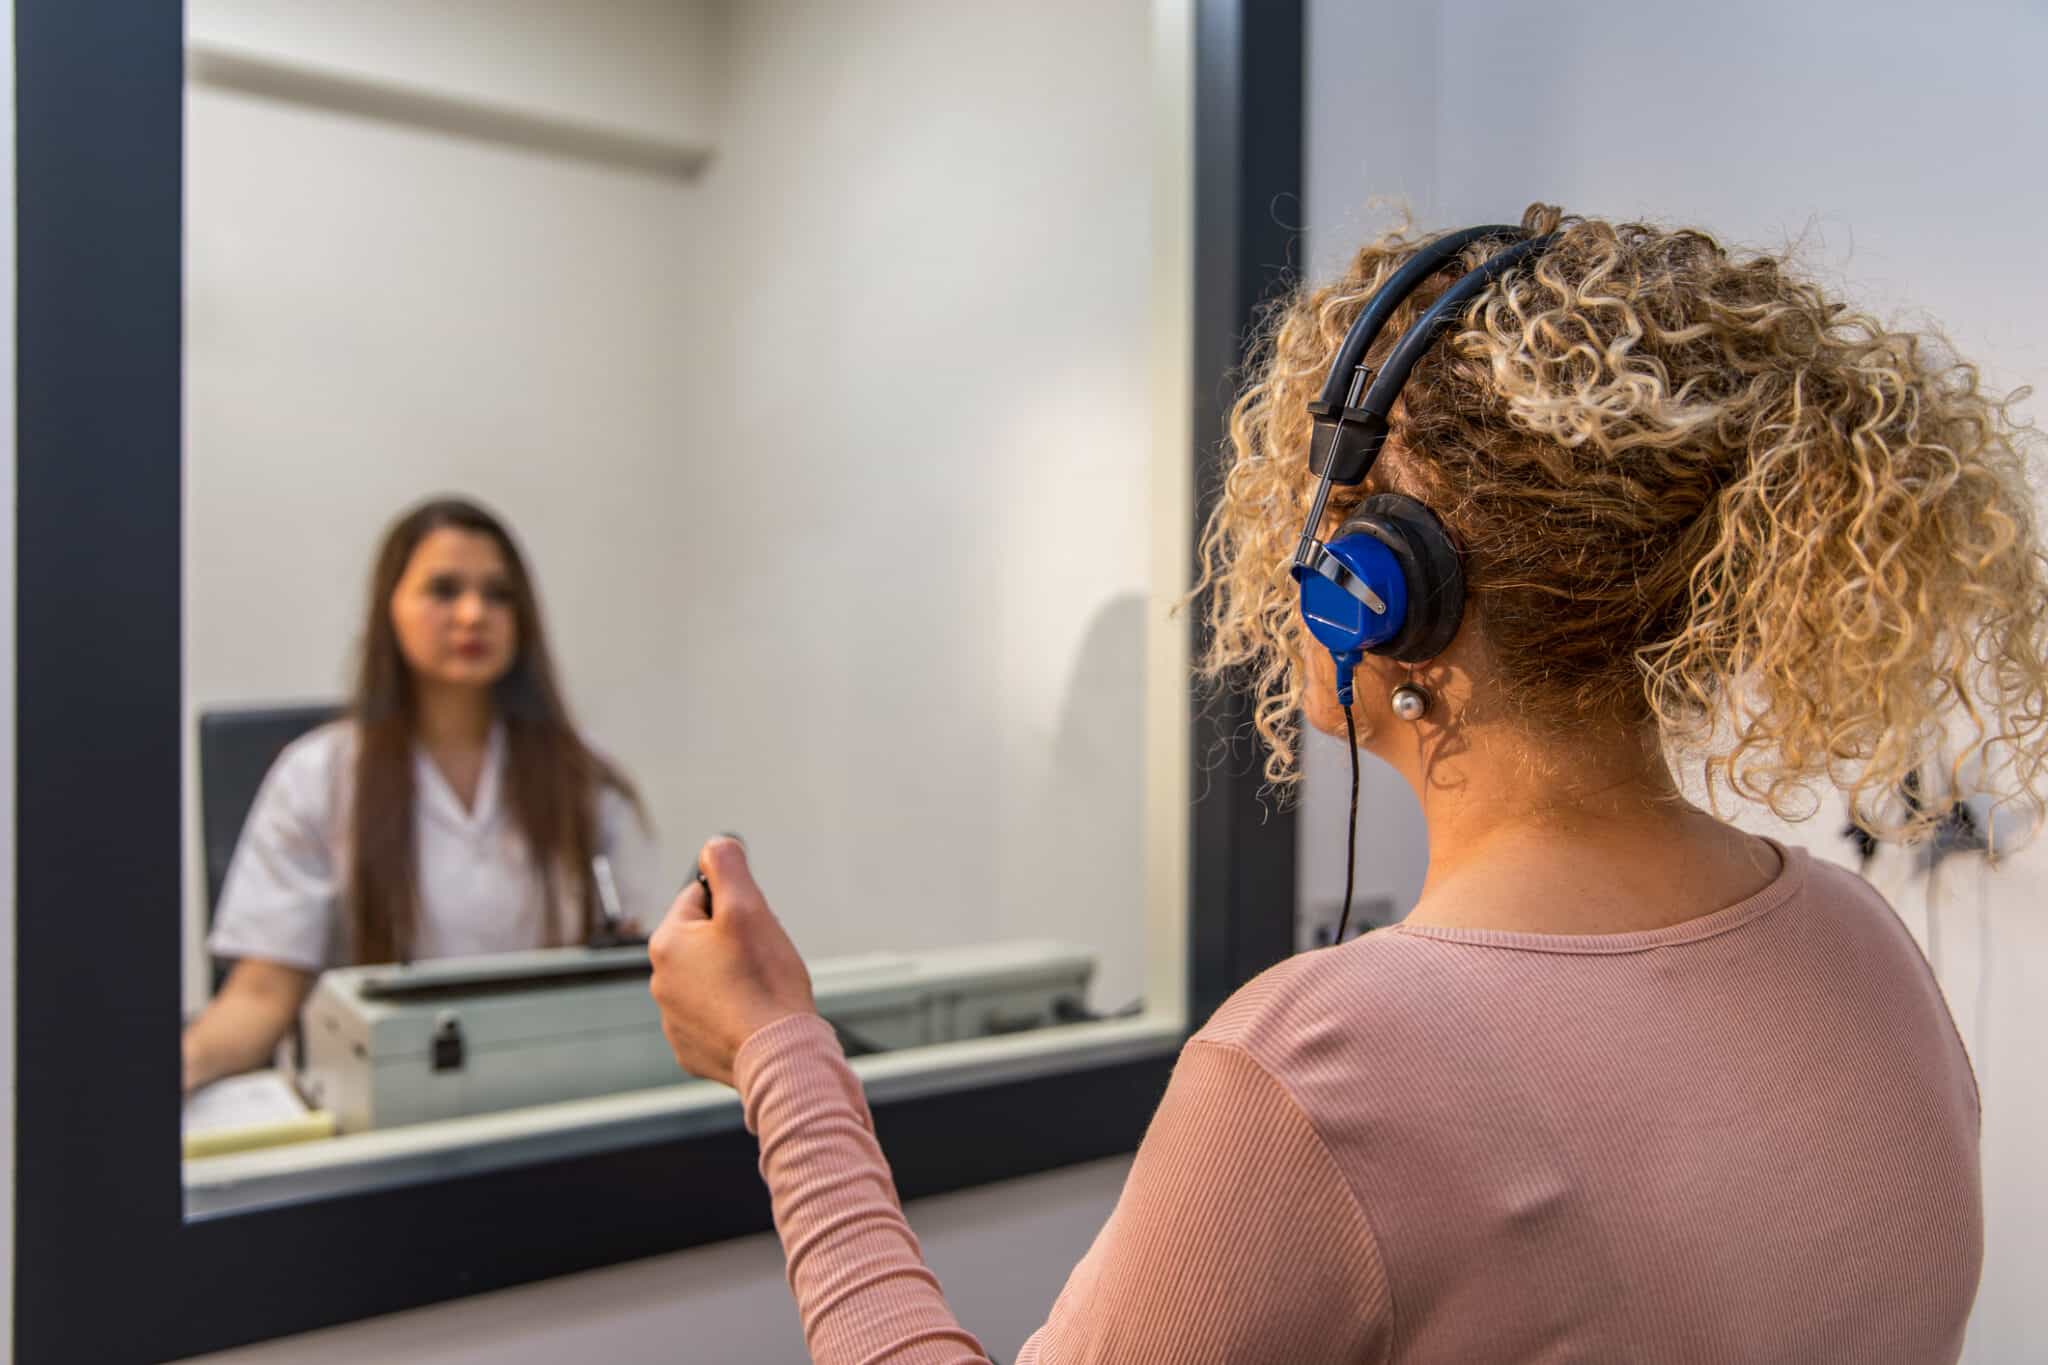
[183, 496, 656, 1094]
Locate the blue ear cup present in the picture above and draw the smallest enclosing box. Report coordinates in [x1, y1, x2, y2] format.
[1341, 493, 1464, 664]
[1293, 493, 1464, 704]
[1291, 528, 1409, 706]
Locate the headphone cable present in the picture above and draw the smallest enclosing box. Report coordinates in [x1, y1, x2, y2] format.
[1336, 702, 1361, 944]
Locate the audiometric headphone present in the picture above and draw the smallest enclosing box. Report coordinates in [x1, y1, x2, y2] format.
[1290, 223, 1555, 708]
[1292, 223, 1555, 944]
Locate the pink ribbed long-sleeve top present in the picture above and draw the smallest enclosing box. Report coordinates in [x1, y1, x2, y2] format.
[734, 845, 1982, 1363]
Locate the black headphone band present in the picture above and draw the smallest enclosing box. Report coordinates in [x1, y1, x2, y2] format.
[1307, 223, 1520, 420]
[1307, 227, 1555, 488]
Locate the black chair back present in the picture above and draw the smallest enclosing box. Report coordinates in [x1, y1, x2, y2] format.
[198, 703, 344, 920]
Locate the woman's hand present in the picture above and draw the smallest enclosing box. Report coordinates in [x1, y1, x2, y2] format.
[648, 837, 818, 1087]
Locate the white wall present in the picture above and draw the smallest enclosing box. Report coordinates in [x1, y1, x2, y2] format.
[1302, 3, 2047, 1358]
[695, 0, 1155, 1011]
[182, 0, 1158, 1018]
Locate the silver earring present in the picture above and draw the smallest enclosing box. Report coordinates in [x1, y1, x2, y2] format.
[1389, 682, 1431, 722]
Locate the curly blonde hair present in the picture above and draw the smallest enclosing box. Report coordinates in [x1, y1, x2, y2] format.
[1195, 204, 2048, 837]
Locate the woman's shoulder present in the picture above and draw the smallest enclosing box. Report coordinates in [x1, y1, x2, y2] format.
[1198, 847, 1810, 1054]
[278, 717, 355, 766]
[258, 719, 359, 807]
[1190, 846, 1915, 1080]
[1191, 930, 1461, 1068]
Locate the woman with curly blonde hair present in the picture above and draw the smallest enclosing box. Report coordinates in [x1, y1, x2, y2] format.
[644, 206, 2043, 1362]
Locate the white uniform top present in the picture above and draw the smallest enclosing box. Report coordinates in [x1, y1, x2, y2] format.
[207, 720, 660, 971]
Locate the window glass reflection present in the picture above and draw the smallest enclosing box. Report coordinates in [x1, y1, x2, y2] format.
[181, 0, 1182, 1210]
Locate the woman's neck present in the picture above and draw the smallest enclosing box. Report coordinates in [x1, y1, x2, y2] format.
[412, 682, 495, 752]
[1393, 720, 1779, 935]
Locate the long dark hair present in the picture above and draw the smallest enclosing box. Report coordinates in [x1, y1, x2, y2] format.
[347, 496, 639, 964]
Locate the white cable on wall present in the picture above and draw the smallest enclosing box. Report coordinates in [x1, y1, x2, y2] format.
[1924, 856, 1945, 983]
[1974, 859, 1993, 1091]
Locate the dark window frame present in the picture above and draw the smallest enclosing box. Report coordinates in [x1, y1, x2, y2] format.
[10, 1, 1302, 1358]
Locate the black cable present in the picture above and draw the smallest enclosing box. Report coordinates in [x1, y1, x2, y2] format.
[1336, 702, 1361, 944]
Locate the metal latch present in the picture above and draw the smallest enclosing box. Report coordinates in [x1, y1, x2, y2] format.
[431, 1011, 466, 1072]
